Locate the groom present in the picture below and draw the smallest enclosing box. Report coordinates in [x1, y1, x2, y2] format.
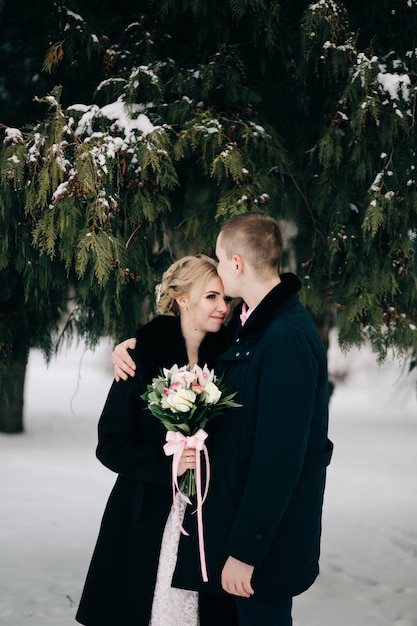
[112, 213, 333, 625]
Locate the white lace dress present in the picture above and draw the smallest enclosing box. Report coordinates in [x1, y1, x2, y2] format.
[149, 495, 199, 626]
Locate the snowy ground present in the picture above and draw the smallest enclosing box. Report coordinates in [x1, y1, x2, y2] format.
[0, 333, 416, 626]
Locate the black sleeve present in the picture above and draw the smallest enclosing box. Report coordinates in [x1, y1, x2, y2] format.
[96, 350, 172, 486]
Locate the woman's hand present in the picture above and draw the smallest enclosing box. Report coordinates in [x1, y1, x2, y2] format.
[177, 448, 197, 476]
[112, 338, 137, 381]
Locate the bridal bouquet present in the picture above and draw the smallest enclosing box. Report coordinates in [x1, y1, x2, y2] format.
[142, 363, 241, 583]
[141, 363, 241, 496]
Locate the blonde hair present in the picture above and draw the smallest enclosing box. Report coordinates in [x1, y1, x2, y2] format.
[156, 254, 219, 316]
[219, 213, 283, 277]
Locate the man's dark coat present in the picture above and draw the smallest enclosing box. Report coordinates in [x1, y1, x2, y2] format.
[173, 274, 333, 602]
[76, 316, 228, 626]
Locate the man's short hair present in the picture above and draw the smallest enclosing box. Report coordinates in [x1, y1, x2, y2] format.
[219, 213, 283, 277]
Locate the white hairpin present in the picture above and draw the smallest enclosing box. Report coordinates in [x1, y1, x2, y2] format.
[155, 283, 162, 304]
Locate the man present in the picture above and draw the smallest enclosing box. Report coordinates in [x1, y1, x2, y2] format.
[112, 213, 333, 625]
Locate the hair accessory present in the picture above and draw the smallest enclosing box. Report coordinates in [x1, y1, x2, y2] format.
[155, 283, 162, 304]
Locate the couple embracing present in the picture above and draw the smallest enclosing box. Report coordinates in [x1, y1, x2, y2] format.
[76, 213, 333, 626]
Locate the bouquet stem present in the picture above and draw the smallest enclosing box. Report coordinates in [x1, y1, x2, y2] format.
[179, 468, 196, 497]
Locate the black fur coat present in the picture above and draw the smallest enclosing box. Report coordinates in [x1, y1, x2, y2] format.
[76, 316, 229, 626]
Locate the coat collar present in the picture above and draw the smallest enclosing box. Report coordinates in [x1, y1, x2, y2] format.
[230, 273, 302, 342]
[134, 314, 229, 377]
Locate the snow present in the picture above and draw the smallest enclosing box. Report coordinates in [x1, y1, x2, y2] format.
[0, 333, 416, 625]
[52, 181, 69, 203]
[100, 100, 156, 138]
[3, 128, 24, 145]
[69, 101, 156, 140]
[377, 70, 411, 101]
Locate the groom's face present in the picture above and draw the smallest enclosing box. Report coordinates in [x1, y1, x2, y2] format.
[215, 233, 239, 298]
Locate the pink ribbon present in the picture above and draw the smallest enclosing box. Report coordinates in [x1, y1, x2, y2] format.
[163, 429, 210, 582]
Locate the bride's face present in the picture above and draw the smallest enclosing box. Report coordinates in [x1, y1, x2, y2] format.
[181, 275, 231, 334]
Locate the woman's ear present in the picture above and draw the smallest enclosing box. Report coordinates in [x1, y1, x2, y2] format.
[175, 296, 189, 312]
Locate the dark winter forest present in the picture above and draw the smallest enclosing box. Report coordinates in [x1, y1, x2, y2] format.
[1, 0, 416, 432]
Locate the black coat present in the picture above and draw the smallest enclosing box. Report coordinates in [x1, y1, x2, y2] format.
[173, 274, 333, 601]
[76, 316, 229, 626]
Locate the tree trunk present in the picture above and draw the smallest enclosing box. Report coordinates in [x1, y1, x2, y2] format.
[0, 360, 27, 434]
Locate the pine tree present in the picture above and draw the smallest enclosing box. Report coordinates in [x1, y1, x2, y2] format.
[1, 0, 416, 432]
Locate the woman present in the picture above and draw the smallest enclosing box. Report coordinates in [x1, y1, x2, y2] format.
[76, 255, 237, 626]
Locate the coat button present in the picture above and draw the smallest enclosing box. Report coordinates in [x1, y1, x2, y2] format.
[235, 352, 240, 357]
[245, 351, 250, 356]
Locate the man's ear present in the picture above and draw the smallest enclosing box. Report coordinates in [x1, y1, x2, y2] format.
[232, 254, 244, 276]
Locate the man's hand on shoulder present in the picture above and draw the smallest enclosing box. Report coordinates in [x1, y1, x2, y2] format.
[112, 338, 137, 381]
[221, 556, 254, 598]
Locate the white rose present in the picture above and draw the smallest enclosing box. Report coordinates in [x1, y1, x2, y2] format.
[166, 388, 196, 413]
[161, 395, 171, 410]
[202, 381, 221, 404]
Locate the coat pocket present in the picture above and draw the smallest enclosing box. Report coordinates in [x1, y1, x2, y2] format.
[302, 439, 334, 472]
